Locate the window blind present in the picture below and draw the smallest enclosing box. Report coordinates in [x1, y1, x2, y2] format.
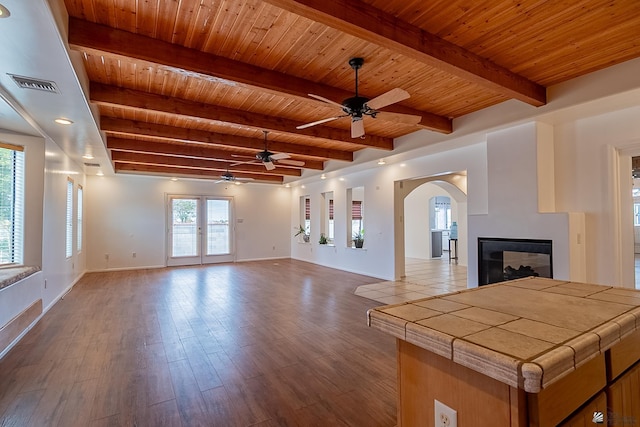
[352, 201, 362, 220]
[77, 185, 83, 253]
[0, 144, 24, 265]
[66, 178, 73, 258]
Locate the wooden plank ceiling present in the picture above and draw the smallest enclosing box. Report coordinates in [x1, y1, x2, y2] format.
[64, 0, 640, 184]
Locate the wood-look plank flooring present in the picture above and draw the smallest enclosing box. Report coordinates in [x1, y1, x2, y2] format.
[0, 259, 396, 426]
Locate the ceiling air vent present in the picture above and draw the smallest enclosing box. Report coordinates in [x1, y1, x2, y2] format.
[84, 162, 101, 167]
[8, 74, 59, 93]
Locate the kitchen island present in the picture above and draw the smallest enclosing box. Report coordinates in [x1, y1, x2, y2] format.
[367, 277, 640, 426]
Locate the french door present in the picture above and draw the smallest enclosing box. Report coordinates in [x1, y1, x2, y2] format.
[167, 195, 234, 266]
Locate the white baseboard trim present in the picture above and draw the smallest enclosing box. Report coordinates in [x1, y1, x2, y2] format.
[290, 256, 389, 281]
[87, 264, 166, 273]
[236, 256, 289, 263]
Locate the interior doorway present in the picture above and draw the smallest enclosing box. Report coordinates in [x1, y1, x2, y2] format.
[166, 195, 235, 266]
[393, 173, 468, 281]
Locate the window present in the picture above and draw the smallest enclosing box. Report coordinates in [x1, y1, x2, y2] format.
[66, 178, 73, 258]
[432, 196, 452, 230]
[0, 143, 24, 265]
[300, 195, 311, 235]
[77, 186, 83, 252]
[635, 203, 640, 226]
[321, 191, 334, 242]
[347, 186, 364, 247]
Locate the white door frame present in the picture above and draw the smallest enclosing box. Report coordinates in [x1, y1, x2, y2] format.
[166, 194, 235, 266]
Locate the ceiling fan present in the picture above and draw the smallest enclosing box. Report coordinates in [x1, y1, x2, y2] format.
[215, 170, 253, 184]
[233, 131, 305, 171]
[297, 57, 422, 138]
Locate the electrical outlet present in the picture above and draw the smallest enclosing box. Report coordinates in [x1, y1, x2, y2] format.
[105, 253, 109, 260]
[132, 252, 137, 258]
[435, 399, 457, 427]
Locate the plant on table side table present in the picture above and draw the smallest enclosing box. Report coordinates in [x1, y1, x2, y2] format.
[295, 225, 310, 243]
[353, 229, 364, 248]
[319, 233, 328, 244]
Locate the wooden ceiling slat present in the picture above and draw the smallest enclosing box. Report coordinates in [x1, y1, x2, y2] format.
[115, 162, 285, 183]
[68, 17, 451, 133]
[262, 0, 546, 106]
[106, 137, 326, 170]
[91, 83, 394, 150]
[111, 151, 302, 177]
[100, 116, 352, 162]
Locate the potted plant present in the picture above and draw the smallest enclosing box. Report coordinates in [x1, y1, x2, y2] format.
[319, 233, 328, 244]
[353, 229, 364, 248]
[295, 225, 310, 242]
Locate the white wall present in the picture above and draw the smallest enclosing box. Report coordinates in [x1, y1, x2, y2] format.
[291, 142, 486, 280]
[85, 174, 292, 271]
[554, 105, 640, 286]
[41, 137, 86, 310]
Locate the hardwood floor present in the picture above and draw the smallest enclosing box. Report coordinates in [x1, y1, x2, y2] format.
[0, 260, 397, 426]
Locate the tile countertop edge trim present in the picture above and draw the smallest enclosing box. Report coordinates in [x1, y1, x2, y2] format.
[452, 338, 522, 388]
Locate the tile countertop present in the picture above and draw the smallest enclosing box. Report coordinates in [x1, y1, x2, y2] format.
[367, 277, 640, 393]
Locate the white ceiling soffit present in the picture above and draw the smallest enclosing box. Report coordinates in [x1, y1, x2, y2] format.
[0, 0, 108, 174]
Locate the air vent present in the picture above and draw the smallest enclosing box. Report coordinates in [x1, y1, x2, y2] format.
[9, 74, 59, 93]
[84, 162, 101, 167]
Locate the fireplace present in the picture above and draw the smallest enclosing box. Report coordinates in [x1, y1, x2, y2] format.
[478, 238, 552, 286]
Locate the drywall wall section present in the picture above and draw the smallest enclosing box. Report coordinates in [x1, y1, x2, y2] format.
[41, 137, 86, 310]
[554, 105, 640, 287]
[291, 142, 486, 281]
[85, 174, 292, 271]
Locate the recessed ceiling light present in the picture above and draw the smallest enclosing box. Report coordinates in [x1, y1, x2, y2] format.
[82, 154, 94, 160]
[301, 185, 305, 189]
[339, 177, 345, 181]
[320, 174, 326, 180]
[234, 181, 241, 186]
[400, 163, 406, 167]
[96, 171, 104, 176]
[170, 177, 178, 181]
[378, 159, 386, 165]
[285, 184, 291, 188]
[54, 118, 73, 125]
[0, 4, 10, 18]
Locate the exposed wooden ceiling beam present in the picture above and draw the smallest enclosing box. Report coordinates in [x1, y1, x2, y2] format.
[111, 151, 303, 177]
[100, 116, 350, 163]
[69, 17, 452, 133]
[115, 162, 284, 183]
[91, 83, 394, 150]
[262, 0, 546, 107]
[106, 137, 326, 171]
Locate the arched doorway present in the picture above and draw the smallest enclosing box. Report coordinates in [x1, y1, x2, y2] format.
[393, 173, 468, 281]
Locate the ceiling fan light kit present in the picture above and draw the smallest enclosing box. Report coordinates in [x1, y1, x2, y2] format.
[297, 58, 420, 138]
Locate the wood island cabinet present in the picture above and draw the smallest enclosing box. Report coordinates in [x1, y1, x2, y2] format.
[368, 278, 640, 427]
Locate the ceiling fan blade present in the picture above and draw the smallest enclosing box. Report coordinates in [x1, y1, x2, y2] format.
[366, 88, 410, 110]
[270, 153, 290, 161]
[308, 93, 344, 109]
[264, 161, 276, 171]
[296, 115, 344, 130]
[278, 159, 305, 167]
[376, 110, 422, 125]
[351, 119, 365, 138]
